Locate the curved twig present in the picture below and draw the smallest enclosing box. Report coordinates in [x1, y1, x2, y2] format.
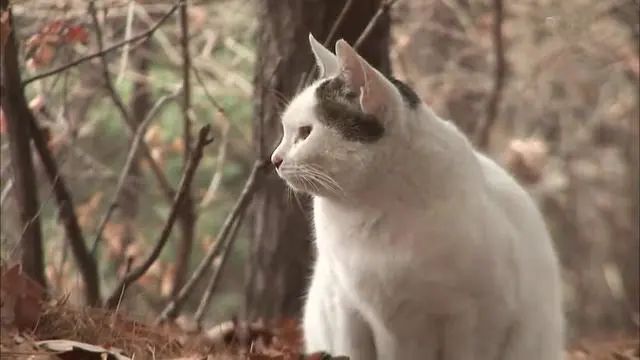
[104, 125, 214, 309]
[155, 160, 268, 323]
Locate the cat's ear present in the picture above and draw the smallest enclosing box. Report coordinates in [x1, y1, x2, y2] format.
[309, 33, 338, 78]
[335, 39, 394, 117]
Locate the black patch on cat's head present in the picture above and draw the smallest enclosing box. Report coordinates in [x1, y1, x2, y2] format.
[388, 77, 420, 109]
[315, 78, 384, 143]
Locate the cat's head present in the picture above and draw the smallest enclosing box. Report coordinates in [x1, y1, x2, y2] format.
[271, 34, 421, 198]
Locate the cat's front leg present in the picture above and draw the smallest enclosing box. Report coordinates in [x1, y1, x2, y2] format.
[332, 299, 376, 360]
[303, 274, 376, 359]
[441, 310, 476, 360]
[373, 309, 476, 360]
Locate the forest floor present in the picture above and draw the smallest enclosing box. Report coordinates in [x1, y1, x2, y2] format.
[1, 267, 638, 359]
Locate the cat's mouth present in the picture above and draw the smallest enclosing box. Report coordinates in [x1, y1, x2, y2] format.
[277, 163, 343, 197]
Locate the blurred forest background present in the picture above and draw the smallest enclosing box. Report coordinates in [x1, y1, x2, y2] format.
[0, 0, 638, 357]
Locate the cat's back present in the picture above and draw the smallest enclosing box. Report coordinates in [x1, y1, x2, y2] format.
[475, 152, 548, 237]
[474, 150, 560, 287]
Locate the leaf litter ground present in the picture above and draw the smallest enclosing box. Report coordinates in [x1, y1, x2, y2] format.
[0, 265, 637, 359]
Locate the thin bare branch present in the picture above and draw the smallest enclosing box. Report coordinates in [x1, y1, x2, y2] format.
[91, 90, 181, 255]
[115, 0, 136, 84]
[155, 160, 268, 323]
[104, 125, 214, 309]
[353, 0, 399, 51]
[0, 179, 13, 208]
[193, 210, 244, 324]
[179, 0, 192, 158]
[475, 0, 506, 149]
[299, 0, 354, 88]
[22, 1, 181, 87]
[200, 123, 229, 208]
[192, 66, 250, 147]
[172, 0, 197, 299]
[89, 1, 132, 128]
[87, 1, 176, 204]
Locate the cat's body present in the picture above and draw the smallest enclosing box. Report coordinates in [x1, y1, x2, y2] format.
[271, 35, 563, 360]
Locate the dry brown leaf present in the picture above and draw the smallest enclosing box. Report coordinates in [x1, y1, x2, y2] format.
[171, 137, 186, 153]
[503, 138, 549, 184]
[36, 339, 131, 360]
[160, 263, 176, 297]
[144, 125, 163, 146]
[1, 263, 46, 331]
[76, 192, 104, 228]
[175, 314, 200, 334]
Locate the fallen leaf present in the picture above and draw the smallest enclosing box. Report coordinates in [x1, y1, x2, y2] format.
[0, 263, 46, 331]
[36, 339, 131, 360]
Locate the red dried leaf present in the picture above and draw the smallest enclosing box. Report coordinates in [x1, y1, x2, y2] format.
[31, 43, 56, 68]
[64, 25, 89, 44]
[42, 20, 65, 35]
[0, 11, 10, 50]
[0, 107, 6, 134]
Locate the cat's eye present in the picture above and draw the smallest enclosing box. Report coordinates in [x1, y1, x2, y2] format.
[298, 125, 312, 141]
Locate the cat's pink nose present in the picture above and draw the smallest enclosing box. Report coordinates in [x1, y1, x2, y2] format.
[271, 156, 283, 169]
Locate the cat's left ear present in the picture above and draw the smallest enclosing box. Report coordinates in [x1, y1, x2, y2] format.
[309, 33, 338, 78]
[335, 39, 395, 118]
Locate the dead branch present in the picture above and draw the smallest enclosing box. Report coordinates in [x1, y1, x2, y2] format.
[475, 0, 506, 149]
[179, 0, 193, 159]
[0, 3, 46, 288]
[299, 0, 354, 87]
[155, 160, 268, 324]
[199, 123, 229, 209]
[193, 198, 245, 324]
[21, 1, 181, 87]
[29, 114, 101, 306]
[104, 125, 214, 309]
[91, 90, 181, 255]
[193, 66, 232, 209]
[353, 0, 399, 50]
[89, 1, 130, 131]
[172, 0, 197, 298]
[324, 0, 356, 48]
[87, 1, 176, 205]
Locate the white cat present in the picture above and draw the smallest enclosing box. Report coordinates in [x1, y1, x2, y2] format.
[270, 34, 564, 360]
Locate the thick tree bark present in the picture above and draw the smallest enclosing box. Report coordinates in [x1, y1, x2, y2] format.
[246, 0, 390, 320]
[0, 4, 46, 288]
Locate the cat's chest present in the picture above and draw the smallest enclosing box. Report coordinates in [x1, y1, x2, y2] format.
[313, 198, 419, 250]
[313, 199, 420, 297]
[312, 197, 487, 314]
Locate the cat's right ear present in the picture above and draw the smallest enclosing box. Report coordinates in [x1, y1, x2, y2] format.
[309, 33, 338, 78]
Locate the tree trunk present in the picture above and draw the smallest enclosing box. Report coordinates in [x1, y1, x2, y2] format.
[0, 4, 46, 288]
[246, 0, 390, 320]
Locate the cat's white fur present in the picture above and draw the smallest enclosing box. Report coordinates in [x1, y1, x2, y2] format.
[271, 34, 564, 360]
